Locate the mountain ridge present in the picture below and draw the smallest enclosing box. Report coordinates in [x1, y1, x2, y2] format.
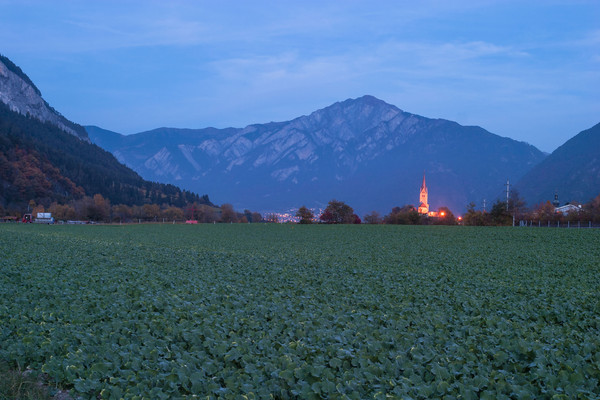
[87, 95, 546, 214]
[515, 122, 600, 206]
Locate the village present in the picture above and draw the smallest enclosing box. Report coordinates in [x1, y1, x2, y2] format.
[3, 170, 598, 227]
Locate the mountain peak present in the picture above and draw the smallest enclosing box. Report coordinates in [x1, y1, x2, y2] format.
[326, 95, 400, 113]
[299, 95, 405, 139]
[0, 54, 88, 141]
[351, 94, 395, 107]
[87, 96, 546, 214]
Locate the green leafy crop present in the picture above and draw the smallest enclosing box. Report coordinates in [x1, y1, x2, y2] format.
[1, 224, 599, 399]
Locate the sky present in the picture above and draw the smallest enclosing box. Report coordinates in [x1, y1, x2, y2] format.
[0, 0, 598, 153]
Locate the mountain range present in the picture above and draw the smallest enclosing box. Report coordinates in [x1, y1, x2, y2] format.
[87, 96, 546, 214]
[2, 53, 597, 215]
[0, 54, 211, 209]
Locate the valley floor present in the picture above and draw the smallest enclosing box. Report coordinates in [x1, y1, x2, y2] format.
[1, 224, 599, 398]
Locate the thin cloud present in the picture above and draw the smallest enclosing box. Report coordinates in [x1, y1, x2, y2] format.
[0, 0, 597, 153]
[208, 38, 531, 97]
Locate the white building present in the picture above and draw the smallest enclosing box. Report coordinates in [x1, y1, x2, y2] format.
[555, 204, 581, 216]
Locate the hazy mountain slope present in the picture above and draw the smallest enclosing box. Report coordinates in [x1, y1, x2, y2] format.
[515, 122, 600, 206]
[88, 96, 545, 214]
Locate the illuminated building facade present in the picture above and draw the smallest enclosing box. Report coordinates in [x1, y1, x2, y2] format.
[418, 172, 429, 215]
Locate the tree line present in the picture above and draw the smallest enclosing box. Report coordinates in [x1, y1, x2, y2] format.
[294, 191, 600, 225]
[0, 194, 263, 224]
[461, 191, 600, 226]
[295, 199, 457, 225]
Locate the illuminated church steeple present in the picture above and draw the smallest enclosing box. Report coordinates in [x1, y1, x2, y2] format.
[418, 171, 429, 215]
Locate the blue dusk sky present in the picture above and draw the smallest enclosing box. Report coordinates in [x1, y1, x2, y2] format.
[1, 0, 598, 153]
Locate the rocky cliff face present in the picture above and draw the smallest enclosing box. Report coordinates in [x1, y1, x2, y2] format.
[0, 55, 88, 141]
[87, 96, 546, 214]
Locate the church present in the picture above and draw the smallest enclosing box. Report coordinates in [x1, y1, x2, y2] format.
[418, 172, 444, 218]
[418, 172, 429, 215]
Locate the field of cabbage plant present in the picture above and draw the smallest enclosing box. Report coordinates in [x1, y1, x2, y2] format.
[1, 223, 599, 399]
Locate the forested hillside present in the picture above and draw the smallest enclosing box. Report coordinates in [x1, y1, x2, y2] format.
[0, 101, 211, 210]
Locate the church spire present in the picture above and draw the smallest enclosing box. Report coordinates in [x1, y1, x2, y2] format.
[418, 171, 429, 215]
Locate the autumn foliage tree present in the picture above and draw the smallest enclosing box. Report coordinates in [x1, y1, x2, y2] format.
[363, 211, 382, 224]
[384, 205, 421, 225]
[49, 202, 76, 221]
[162, 206, 184, 221]
[142, 204, 161, 221]
[111, 204, 133, 222]
[296, 206, 315, 224]
[220, 203, 237, 223]
[319, 200, 359, 224]
[532, 201, 560, 222]
[586, 193, 600, 223]
[462, 203, 488, 226]
[251, 212, 263, 223]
